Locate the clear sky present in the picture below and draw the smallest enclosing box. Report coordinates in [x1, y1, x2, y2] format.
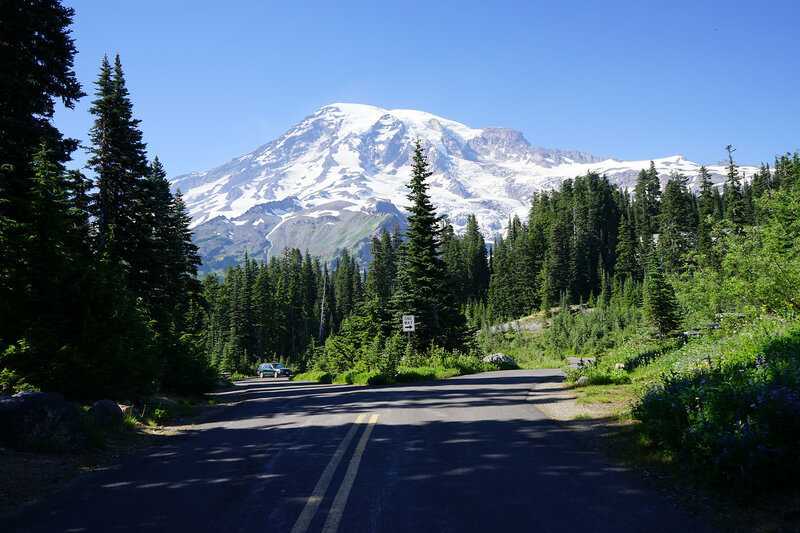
[55, 0, 800, 176]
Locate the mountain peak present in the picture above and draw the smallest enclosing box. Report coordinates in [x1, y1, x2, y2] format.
[312, 102, 484, 142]
[171, 104, 757, 272]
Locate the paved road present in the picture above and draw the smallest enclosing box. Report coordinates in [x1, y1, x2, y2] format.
[7, 370, 713, 532]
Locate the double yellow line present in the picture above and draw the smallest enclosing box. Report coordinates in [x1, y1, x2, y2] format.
[290, 413, 379, 533]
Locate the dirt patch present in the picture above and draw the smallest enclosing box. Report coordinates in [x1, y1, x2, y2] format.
[529, 375, 625, 421]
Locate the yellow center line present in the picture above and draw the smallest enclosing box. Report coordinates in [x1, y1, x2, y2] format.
[321, 414, 379, 533]
[289, 414, 366, 533]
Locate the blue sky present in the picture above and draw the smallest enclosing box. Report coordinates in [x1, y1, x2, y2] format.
[56, 0, 800, 176]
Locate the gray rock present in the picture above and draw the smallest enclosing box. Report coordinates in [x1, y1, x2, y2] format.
[482, 353, 516, 366]
[575, 376, 590, 387]
[0, 392, 87, 451]
[566, 356, 596, 369]
[90, 399, 123, 429]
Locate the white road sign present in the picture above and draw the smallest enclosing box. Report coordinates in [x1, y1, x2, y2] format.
[402, 315, 415, 332]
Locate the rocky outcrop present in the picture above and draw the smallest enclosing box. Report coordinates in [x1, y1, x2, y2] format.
[483, 353, 516, 366]
[0, 392, 87, 451]
[89, 399, 123, 429]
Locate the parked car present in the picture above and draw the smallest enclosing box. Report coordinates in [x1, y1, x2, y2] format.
[257, 362, 293, 379]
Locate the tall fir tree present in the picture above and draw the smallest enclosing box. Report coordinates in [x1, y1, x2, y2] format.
[541, 208, 573, 309]
[696, 165, 716, 262]
[633, 161, 661, 239]
[0, 0, 84, 350]
[392, 140, 465, 348]
[723, 144, 745, 226]
[658, 172, 697, 270]
[614, 208, 640, 282]
[643, 253, 681, 335]
[87, 55, 150, 278]
[462, 214, 490, 302]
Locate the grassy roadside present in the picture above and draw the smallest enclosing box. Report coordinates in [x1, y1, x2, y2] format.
[478, 329, 564, 369]
[292, 358, 518, 387]
[550, 317, 800, 532]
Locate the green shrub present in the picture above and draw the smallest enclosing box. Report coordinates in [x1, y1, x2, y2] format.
[567, 366, 631, 386]
[395, 367, 438, 383]
[151, 407, 169, 424]
[354, 370, 391, 386]
[632, 320, 800, 490]
[429, 350, 484, 375]
[292, 370, 333, 384]
[331, 369, 391, 386]
[395, 366, 461, 383]
[434, 367, 461, 379]
[0, 367, 38, 395]
[333, 370, 357, 384]
[160, 333, 218, 395]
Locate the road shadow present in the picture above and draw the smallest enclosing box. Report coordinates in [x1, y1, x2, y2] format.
[6, 371, 716, 533]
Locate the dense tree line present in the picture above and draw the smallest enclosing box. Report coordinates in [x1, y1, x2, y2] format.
[484, 153, 800, 331]
[0, 0, 210, 399]
[201, 249, 351, 373]
[203, 142, 491, 374]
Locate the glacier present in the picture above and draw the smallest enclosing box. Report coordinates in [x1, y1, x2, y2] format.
[170, 103, 756, 272]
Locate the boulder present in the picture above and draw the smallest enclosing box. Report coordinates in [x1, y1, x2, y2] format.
[0, 392, 87, 451]
[482, 353, 515, 365]
[566, 356, 596, 369]
[90, 399, 123, 429]
[575, 376, 590, 387]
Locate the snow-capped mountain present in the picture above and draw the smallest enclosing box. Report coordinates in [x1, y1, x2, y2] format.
[171, 103, 754, 272]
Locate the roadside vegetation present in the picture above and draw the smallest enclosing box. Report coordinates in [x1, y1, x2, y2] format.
[292, 345, 516, 386]
[473, 150, 800, 517]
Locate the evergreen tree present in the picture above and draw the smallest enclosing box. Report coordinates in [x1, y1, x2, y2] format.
[751, 164, 771, 199]
[643, 253, 681, 335]
[633, 162, 661, 238]
[615, 209, 640, 282]
[723, 144, 745, 226]
[488, 235, 514, 318]
[0, 0, 84, 351]
[87, 55, 150, 278]
[541, 209, 573, 309]
[392, 140, 465, 348]
[440, 221, 467, 305]
[166, 190, 202, 322]
[658, 172, 697, 269]
[462, 214, 490, 302]
[696, 165, 716, 262]
[365, 232, 395, 334]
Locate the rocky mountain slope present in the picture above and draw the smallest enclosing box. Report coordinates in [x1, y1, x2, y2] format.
[171, 103, 754, 271]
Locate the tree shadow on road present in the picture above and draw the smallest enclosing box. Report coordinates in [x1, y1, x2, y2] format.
[6, 371, 716, 533]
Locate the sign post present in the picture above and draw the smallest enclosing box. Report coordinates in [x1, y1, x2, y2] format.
[402, 315, 415, 345]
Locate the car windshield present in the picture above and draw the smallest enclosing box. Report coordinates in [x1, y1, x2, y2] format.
[273, 363, 285, 369]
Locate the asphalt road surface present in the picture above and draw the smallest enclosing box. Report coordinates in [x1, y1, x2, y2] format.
[7, 370, 713, 533]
